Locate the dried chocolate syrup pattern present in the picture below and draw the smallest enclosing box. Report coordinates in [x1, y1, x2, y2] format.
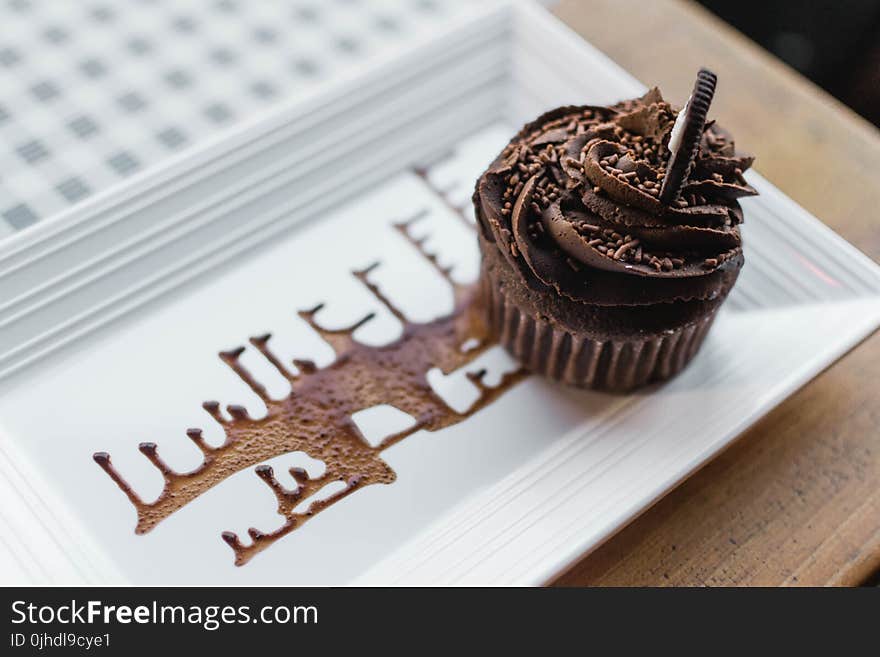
[413, 156, 473, 230]
[94, 207, 526, 566]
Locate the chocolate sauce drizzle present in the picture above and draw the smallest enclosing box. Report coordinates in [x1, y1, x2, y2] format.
[413, 162, 472, 230]
[93, 209, 526, 566]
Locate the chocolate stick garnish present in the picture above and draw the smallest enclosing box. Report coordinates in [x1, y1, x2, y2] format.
[658, 68, 717, 204]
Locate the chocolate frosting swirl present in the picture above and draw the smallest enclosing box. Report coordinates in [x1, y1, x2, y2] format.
[474, 88, 756, 306]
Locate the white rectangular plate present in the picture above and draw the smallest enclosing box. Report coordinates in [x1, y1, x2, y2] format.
[1, 0, 879, 586]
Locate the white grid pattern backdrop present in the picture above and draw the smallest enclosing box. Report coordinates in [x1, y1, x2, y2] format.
[0, 0, 472, 239]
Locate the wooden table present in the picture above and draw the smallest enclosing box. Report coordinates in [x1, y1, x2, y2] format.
[550, 0, 880, 586]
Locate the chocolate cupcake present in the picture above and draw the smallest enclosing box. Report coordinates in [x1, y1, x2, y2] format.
[473, 70, 757, 391]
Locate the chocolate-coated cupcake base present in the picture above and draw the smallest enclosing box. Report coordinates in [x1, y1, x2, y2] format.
[479, 238, 725, 391]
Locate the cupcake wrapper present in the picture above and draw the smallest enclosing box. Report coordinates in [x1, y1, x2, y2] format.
[480, 268, 719, 391]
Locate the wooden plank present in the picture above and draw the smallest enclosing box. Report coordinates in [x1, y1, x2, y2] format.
[550, 0, 880, 586]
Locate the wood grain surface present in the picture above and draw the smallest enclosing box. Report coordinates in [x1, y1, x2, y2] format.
[549, 0, 880, 586]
